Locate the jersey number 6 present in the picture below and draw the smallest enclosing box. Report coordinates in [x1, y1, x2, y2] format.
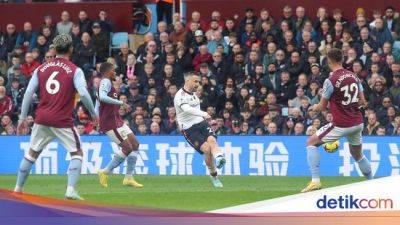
[46, 71, 60, 94]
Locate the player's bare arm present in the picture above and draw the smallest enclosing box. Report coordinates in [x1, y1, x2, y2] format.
[17, 69, 39, 135]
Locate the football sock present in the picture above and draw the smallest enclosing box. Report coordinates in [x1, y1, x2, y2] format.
[307, 145, 320, 183]
[15, 156, 35, 192]
[104, 151, 126, 174]
[67, 157, 82, 189]
[125, 151, 138, 179]
[357, 155, 373, 180]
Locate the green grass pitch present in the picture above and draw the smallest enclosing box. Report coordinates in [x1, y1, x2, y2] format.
[0, 175, 363, 211]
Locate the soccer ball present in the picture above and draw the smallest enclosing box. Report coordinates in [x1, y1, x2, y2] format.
[323, 140, 340, 153]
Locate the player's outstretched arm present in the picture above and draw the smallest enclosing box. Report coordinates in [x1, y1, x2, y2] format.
[74, 68, 98, 118]
[98, 79, 123, 106]
[18, 69, 39, 134]
[20, 70, 39, 120]
[180, 104, 209, 119]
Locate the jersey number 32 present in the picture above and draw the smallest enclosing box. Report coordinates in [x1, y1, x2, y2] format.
[340, 83, 358, 105]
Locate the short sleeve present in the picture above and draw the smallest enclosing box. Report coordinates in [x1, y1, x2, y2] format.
[99, 78, 112, 93]
[322, 79, 334, 99]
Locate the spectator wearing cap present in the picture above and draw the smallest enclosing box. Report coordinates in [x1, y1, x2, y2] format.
[16, 22, 38, 52]
[230, 119, 242, 135]
[308, 63, 325, 85]
[126, 81, 143, 106]
[91, 22, 110, 63]
[191, 30, 205, 54]
[370, 18, 393, 47]
[0, 86, 13, 117]
[21, 52, 40, 79]
[74, 32, 95, 76]
[56, 11, 73, 35]
[282, 115, 297, 135]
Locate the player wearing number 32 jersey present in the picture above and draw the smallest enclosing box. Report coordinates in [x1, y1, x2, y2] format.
[14, 34, 98, 200]
[301, 48, 373, 193]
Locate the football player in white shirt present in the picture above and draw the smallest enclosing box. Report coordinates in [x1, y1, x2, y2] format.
[174, 72, 226, 188]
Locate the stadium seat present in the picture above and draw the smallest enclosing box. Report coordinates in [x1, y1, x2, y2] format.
[109, 32, 129, 56]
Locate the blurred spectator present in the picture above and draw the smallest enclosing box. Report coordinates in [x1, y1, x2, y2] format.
[21, 52, 40, 79]
[56, 11, 73, 34]
[16, 22, 37, 52]
[3, 24, 18, 54]
[78, 10, 93, 34]
[91, 22, 110, 62]
[0, 86, 13, 117]
[96, 10, 114, 33]
[74, 32, 95, 76]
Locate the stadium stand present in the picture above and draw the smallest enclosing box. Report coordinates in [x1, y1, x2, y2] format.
[0, 1, 399, 136]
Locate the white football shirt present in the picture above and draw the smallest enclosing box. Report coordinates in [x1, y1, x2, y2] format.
[174, 88, 206, 130]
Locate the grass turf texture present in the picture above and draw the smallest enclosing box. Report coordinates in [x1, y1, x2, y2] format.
[0, 175, 363, 211]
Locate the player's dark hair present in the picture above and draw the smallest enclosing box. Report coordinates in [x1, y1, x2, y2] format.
[327, 48, 343, 63]
[100, 62, 114, 74]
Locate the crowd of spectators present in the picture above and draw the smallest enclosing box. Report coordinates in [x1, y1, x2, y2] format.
[0, 5, 399, 136]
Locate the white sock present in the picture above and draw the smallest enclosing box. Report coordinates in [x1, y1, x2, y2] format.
[312, 178, 321, 183]
[66, 186, 75, 193]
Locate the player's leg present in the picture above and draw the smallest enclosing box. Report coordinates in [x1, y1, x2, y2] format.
[53, 127, 84, 200]
[302, 123, 340, 193]
[200, 142, 223, 188]
[347, 124, 373, 180]
[206, 136, 226, 169]
[14, 124, 53, 193]
[123, 127, 143, 188]
[99, 126, 134, 187]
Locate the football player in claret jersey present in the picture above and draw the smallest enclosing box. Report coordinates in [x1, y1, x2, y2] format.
[96, 62, 143, 188]
[14, 34, 98, 200]
[301, 48, 373, 193]
[174, 72, 226, 188]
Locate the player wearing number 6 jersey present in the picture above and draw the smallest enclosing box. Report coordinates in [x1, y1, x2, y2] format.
[96, 62, 143, 189]
[301, 48, 373, 193]
[174, 72, 226, 188]
[14, 34, 98, 200]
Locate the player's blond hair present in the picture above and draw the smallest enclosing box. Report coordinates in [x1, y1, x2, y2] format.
[52, 34, 73, 54]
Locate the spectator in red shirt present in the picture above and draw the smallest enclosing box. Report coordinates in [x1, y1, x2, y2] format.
[192, 45, 213, 71]
[0, 86, 13, 116]
[21, 52, 40, 79]
[186, 11, 208, 32]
